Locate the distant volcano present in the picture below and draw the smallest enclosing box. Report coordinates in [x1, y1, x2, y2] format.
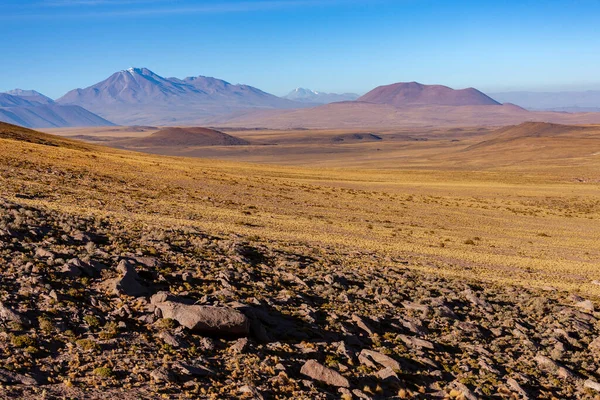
[358, 82, 501, 107]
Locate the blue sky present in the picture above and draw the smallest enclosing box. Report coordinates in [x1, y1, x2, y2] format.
[2, 0, 600, 99]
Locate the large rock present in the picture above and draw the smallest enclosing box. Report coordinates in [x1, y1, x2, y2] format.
[300, 359, 350, 388]
[151, 292, 249, 335]
[0, 301, 29, 325]
[106, 259, 149, 297]
[359, 349, 401, 371]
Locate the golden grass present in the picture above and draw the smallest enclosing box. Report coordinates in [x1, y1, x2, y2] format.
[1, 126, 600, 295]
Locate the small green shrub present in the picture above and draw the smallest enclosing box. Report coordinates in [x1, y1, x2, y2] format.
[93, 367, 113, 378]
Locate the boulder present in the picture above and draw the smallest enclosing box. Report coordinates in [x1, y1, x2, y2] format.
[359, 349, 401, 371]
[106, 260, 149, 297]
[151, 292, 249, 335]
[300, 359, 350, 388]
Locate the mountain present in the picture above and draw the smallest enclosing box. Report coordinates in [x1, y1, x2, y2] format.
[358, 82, 501, 107]
[4, 89, 55, 105]
[0, 93, 114, 128]
[57, 67, 309, 125]
[283, 88, 360, 104]
[488, 90, 600, 111]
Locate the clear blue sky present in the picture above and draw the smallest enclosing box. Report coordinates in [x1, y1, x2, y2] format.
[2, 0, 600, 99]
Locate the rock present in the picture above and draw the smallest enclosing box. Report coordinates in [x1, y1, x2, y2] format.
[464, 288, 492, 311]
[68, 258, 97, 277]
[158, 331, 186, 348]
[106, 260, 150, 297]
[0, 369, 38, 385]
[150, 367, 176, 383]
[229, 337, 249, 354]
[584, 379, 600, 392]
[575, 300, 595, 312]
[60, 263, 82, 278]
[174, 362, 214, 377]
[359, 349, 401, 371]
[589, 336, 600, 352]
[35, 247, 54, 259]
[0, 301, 29, 325]
[152, 292, 249, 335]
[506, 377, 529, 398]
[376, 367, 401, 385]
[398, 334, 434, 350]
[300, 359, 350, 388]
[352, 314, 375, 335]
[533, 354, 573, 379]
[449, 381, 478, 400]
[239, 384, 265, 400]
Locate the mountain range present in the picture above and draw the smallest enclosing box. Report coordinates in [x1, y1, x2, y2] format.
[56, 68, 310, 125]
[5, 67, 600, 128]
[283, 88, 359, 104]
[0, 92, 113, 128]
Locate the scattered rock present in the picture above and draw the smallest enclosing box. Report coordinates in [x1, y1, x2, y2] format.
[300, 359, 350, 388]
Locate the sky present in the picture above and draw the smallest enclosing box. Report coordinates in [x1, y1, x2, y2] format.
[2, 0, 600, 99]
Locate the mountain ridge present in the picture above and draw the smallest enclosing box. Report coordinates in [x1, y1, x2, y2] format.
[56, 67, 310, 125]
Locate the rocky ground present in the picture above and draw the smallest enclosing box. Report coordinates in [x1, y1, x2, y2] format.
[1, 197, 600, 399]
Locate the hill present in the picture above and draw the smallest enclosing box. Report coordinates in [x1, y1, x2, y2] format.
[467, 121, 593, 148]
[56, 68, 308, 125]
[116, 127, 250, 147]
[0, 93, 114, 128]
[358, 81, 501, 106]
[0, 121, 92, 149]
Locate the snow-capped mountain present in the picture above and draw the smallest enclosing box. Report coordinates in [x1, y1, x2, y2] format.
[283, 88, 359, 104]
[57, 68, 308, 125]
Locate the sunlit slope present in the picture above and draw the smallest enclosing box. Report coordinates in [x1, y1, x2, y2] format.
[1, 123, 599, 294]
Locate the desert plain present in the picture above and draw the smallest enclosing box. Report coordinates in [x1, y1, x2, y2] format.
[1, 120, 600, 399]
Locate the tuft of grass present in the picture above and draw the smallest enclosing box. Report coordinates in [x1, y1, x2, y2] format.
[11, 334, 35, 348]
[76, 338, 100, 352]
[93, 367, 114, 378]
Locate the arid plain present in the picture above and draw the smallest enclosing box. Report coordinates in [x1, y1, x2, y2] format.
[2, 121, 600, 399]
[41, 122, 600, 294]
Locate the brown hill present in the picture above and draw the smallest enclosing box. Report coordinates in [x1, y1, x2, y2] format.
[465, 122, 595, 150]
[117, 127, 250, 147]
[0, 121, 90, 150]
[358, 82, 501, 106]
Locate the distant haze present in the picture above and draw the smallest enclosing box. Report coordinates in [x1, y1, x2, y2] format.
[488, 91, 600, 112]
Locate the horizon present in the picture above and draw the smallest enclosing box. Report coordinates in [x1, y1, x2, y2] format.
[3, 0, 600, 98]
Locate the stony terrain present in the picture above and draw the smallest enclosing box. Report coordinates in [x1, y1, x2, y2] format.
[2, 198, 600, 399]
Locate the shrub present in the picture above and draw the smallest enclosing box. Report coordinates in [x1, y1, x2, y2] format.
[83, 315, 101, 329]
[76, 338, 100, 352]
[93, 367, 114, 378]
[11, 334, 36, 348]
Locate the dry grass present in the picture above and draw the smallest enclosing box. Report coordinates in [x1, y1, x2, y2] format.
[2, 123, 600, 295]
